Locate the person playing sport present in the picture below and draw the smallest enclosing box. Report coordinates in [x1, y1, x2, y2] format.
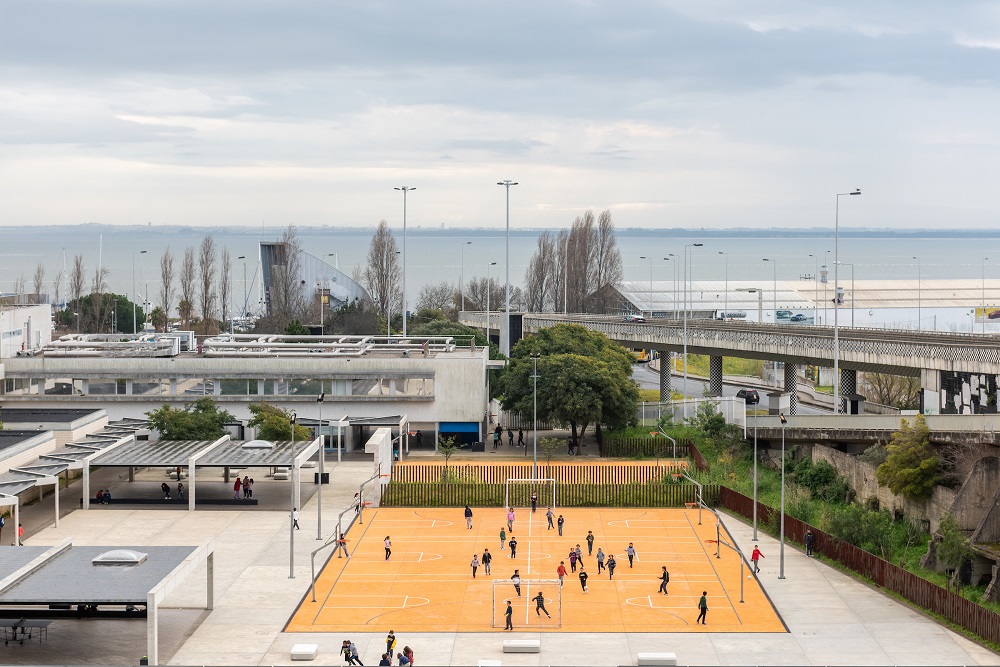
[534, 591, 551, 618]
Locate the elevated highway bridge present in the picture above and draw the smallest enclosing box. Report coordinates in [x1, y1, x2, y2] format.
[460, 311, 1000, 416]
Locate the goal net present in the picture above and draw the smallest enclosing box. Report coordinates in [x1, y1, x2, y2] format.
[491, 578, 562, 628]
[504, 478, 556, 511]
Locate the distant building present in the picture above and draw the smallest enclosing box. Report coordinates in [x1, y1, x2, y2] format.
[259, 241, 369, 316]
[0, 304, 53, 358]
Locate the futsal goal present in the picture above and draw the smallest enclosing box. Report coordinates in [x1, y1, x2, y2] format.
[504, 478, 556, 510]
[491, 578, 562, 628]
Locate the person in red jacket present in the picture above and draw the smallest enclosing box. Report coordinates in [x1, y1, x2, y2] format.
[556, 561, 567, 587]
[751, 545, 764, 574]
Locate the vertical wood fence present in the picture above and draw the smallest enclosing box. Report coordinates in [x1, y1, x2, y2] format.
[390, 462, 683, 485]
[381, 481, 719, 508]
[718, 487, 1000, 647]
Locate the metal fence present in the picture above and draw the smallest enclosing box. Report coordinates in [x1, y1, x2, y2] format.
[718, 487, 1000, 647]
[391, 461, 674, 485]
[599, 436, 692, 460]
[637, 397, 747, 436]
[381, 481, 720, 508]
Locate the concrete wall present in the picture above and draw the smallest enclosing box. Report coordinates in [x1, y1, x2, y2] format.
[811, 444, 956, 531]
[0, 304, 52, 358]
[951, 457, 1000, 532]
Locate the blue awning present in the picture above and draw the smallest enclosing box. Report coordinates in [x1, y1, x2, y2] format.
[439, 422, 479, 433]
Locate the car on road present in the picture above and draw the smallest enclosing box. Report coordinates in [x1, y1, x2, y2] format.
[790, 313, 807, 322]
[623, 314, 646, 323]
[736, 388, 760, 405]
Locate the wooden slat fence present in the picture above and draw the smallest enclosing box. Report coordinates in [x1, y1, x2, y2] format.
[718, 487, 1000, 647]
[392, 462, 684, 485]
[381, 482, 719, 508]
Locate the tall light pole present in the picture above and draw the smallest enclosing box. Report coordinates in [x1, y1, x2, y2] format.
[809, 254, 818, 324]
[289, 411, 297, 579]
[912, 256, 921, 330]
[497, 180, 518, 357]
[778, 412, 787, 579]
[132, 249, 147, 334]
[530, 352, 540, 480]
[763, 258, 777, 322]
[683, 243, 703, 403]
[316, 394, 325, 541]
[983, 257, 990, 333]
[719, 251, 728, 319]
[386, 251, 400, 337]
[394, 186, 415, 338]
[485, 261, 497, 341]
[669, 253, 677, 319]
[237, 256, 247, 324]
[460, 241, 472, 312]
[834, 189, 861, 416]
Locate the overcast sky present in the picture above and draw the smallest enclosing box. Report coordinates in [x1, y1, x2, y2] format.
[2, 1, 999, 230]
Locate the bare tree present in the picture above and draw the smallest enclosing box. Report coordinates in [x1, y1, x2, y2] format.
[158, 247, 175, 325]
[523, 231, 558, 312]
[89, 266, 110, 332]
[860, 372, 920, 410]
[70, 255, 86, 330]
[219, 248, 232, 329]
[198, 236, 217, 333]
[52, 270, 64, 308]
[32, 263, 46, 303]
[416, 281, 458, 315]
[266, 225, 307, 330]
[179, 247, 196, 328]
[362, 220, 402, 323]
[586, 209, 624, 313]
[465, 276, 504, 312]
[13, 276, 26, 305]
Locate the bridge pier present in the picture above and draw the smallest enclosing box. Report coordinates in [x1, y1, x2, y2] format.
[840, 368, 857, 414]
[659, 353, 672, 401]
[784, 363, 799, 415]
[921, 368, 941, 414]
[709, 355, 724, 397]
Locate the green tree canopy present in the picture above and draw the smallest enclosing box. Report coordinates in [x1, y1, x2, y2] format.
[875, 414, 940, 499]
[146, 397, 234, 440]
[248, 402, 312, 441]
[496, 324, 638, 445]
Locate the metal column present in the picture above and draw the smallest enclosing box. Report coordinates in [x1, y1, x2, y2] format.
[709, 355, 724, 396]
[840, 368, 857, 414]
[784, 363, 799, 416]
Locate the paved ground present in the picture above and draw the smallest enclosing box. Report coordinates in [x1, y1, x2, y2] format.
[9, 454, 1000, 666]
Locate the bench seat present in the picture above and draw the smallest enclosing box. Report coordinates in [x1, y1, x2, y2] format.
[290, 643, 318, 661]
[637, 651, 677, 666]
[502, 639, 540, 653]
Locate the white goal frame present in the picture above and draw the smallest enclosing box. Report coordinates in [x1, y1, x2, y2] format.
[491, 578, 563, 628]
[504, 478, 556, 511]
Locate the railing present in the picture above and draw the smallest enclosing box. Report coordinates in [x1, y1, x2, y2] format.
[391, 461, 672, 485]
[718, 487, 1000, 647]
[600, 436, 692, 460]
[381, 481, 719, 508]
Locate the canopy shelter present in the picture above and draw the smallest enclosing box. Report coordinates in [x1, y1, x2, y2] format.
[348, 414, 409, 457]
[0, 539, 213, 665]
[88, 435, 321, 510]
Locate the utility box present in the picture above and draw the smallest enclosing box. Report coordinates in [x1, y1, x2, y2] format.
[767, 391, 790, 416]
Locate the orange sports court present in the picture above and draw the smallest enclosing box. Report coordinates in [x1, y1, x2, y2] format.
[288, 505, 786, 634]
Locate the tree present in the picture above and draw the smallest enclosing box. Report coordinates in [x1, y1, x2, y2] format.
[861, 372, 920, 410]
[464, 276, 503, 313]
[179, 247, 196, 328]
[32, 263, 45, 303]
[248, 402, 312, 441]
[362, 219, 402, 324]
[325, 299, 382, 335]
[416, 281, 458, 316]
[496, 324, 638, 447]
[159, 247, 175, 325]
[70, 254, 86, 330]
[260, 225, 308, 333]
[89, 265, 110, 333]
[937, 513, 972, 583]
[587, 209, 624, 312]
[219, 248, 232, 329]
[523, 231, 558, 312]
[539, 437, 561, 465]
[875, 414, 940, 499]
[284, 320, 310, 335]
[146, 397, 235, 440]
[198, 235, 217, 333]
[438, 435, 460, 474]
[52, 269, 64, 308]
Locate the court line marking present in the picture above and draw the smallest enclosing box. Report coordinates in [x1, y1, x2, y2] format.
[686, 511, 742, 626]
[310, 508, 379, 626]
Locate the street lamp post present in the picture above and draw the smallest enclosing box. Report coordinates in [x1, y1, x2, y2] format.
[530, 352, 540, 480]
[719, 252, 728, 319]
[913, 256, 921, 330]
[132, 250, 147, 334]
[668, 253, 678, 319]
[824, 250, 831, 325]
[394, 186, 415, 338]
[763, 258, 777, 322]
[834, 189, 861, 416]
[485, 261, 497, 341]
[809, 254, 818, 324]
[779, 413, 787, 579]
[497, 180, 518, 357]
[683, 244, 703, 406]
[237, 256, 247, 326]
[460, 241, 472, 312]
[316, 394, 325, 540]
[289, 411, 297, 579]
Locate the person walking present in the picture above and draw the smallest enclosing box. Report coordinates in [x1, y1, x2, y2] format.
[499, 527, 506, 551]
[338, 532, 350, 557]
[349, 640, 364, 666]
[626, 543, 636, 568]
[567, 438, 575, 456]
[17, 522, 25, 546]
[568, 549, 578, 573]
[470, 554, 480, 579]
[517, 429, 525, 447]
[354, 492, 362, 514]
[557, 514, 565, 536]
[607, 555, 617, 580]
[575, 544, 584, 567]
[464, 505, 473, 529]
[696, 591, 708, 625]
[177, 482, 185, 500]
[659, 566, 670, 595]
[242, 475, 250, 498]
[556, 561, 567, 587]
[233, 476, 241, 500]
[534, 591, 552, 618]
[530, 491, 538, 513]
[546, 507, 555, 530]
[292, 508, 300, 529]
[750, 545, 764, 574]
[482, 548, 492, 575]
[384, 536, 392, 560]
[493, 424, 501, 449]
[578, 566, 589, 593]
[509, 536, 518, 559]
[161, 482, 171, 500]
[596, 548, 606, 574]
[246, 477, 254, 498]
[804, 529, 815, 557]
[586, 530, 595, 555]
[386, 630, 397, 657]
[507, 428, 514, 447]
[504, 600, 513, 630]
[506, 508, 515, 533]
[511, 569, 522, 597]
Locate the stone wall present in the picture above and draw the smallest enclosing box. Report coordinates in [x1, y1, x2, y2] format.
[811, 443, 956, 532]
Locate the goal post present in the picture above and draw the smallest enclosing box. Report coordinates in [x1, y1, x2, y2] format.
[491, 578, 562, 628]
[504, 478, 556, 510]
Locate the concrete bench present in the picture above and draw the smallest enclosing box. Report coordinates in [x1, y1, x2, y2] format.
[637, 652, 677, 666]
[502, 639, 540, 653]
[273, 468, 290, 480]
[290, 643, 318, 661]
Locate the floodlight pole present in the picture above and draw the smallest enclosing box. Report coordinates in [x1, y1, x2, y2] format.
[834, 189, 861, 415]
[289, 412, 297, 579]
[395, 186, 415, 337]
[317, 394, 325, 541]
[531, 353, 540, 479]
[779, 413, 786, 579]
[497, 180, 518, 357]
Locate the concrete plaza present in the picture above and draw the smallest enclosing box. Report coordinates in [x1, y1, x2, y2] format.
[9, 455, 1000, 666]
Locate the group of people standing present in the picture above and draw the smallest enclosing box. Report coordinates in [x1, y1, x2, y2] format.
[492, 424, 525, 449]
[342, 634, 414, 666]
[233, 475, 254, 499]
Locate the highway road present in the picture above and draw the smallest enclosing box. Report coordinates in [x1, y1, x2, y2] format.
[633, 363, 827, 415]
